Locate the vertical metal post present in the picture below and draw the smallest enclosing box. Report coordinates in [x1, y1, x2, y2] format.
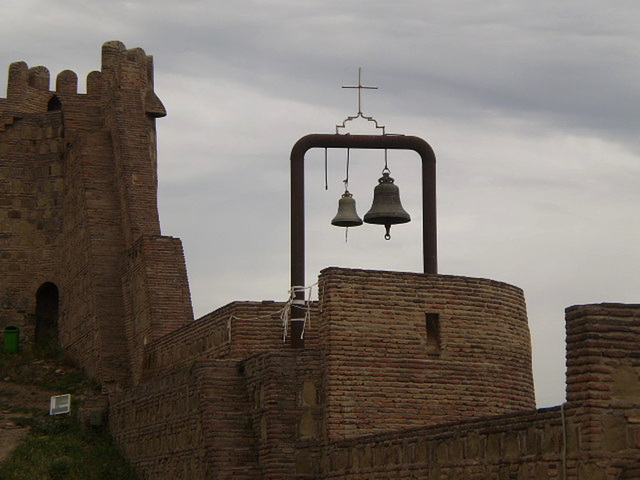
[290, 142, 306, 349]
[290, 134, 437, 348]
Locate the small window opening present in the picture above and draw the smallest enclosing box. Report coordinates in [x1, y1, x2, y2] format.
[425, 313, 441, 355]
[47, 95, 62, 111]
[35, 282, 59, 344]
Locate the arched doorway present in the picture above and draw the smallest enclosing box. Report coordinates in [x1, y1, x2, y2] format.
[35, 282, 59, 344]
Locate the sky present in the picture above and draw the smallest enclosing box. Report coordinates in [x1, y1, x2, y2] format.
[1, 0, 638, 408]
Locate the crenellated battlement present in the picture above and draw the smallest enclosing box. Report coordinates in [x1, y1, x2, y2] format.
[6, 61, 78, 98]
[101, 40, 150, 70]
[55, 70, 78, 95]
[1, 40, 176, 391]
[2, 41, 162, 115]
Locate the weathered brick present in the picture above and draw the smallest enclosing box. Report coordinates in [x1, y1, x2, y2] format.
[3, 42, 639, 480]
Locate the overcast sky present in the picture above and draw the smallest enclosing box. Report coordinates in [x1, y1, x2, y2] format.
[1, 0, 638, 408]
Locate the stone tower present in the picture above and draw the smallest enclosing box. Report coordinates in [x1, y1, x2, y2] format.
[0, 41, 194, 390]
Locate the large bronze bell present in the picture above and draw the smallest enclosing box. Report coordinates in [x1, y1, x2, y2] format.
[363, 170, 411, 240]
[331, 191, 363, 227]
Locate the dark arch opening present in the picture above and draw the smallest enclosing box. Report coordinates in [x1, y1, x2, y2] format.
[47, 95, 62, 111]
[35, 282, 59, 344]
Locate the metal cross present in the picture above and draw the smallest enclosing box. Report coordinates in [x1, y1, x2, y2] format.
[342, 67, 378, 115]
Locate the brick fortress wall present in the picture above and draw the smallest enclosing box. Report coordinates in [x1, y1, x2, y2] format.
[110, 266, 540, 479]
[2, 42, 638, 479]
[110, 271, 639, 479]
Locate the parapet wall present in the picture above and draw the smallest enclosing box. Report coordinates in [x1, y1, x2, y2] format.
[141, 300, 321, 381]
[318, 302, 640, 479]
[320, 407, 566, 479]
[318, 402, 640, 479]
[111, 268, 542, 479]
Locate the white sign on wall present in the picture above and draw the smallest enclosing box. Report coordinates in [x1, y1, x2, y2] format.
[50, 394, 71, 415]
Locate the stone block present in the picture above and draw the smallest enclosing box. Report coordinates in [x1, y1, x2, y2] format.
[602, 413, 628, 451]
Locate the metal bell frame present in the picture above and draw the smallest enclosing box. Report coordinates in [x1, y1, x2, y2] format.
[290, 134, 437, 349]
[289, 69, 437, 349]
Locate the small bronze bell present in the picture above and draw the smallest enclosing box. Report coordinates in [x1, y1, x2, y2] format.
[331, 191, 363, 227]
[363, 170, 411, 240]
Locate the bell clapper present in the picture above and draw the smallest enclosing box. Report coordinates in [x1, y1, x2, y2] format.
[384, 224, 391, 240]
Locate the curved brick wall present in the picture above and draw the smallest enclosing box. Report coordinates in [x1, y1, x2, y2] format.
[318, 267, 535, 440]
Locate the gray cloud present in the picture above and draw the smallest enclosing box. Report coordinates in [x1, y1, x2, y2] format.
[2, 0, 639, 408]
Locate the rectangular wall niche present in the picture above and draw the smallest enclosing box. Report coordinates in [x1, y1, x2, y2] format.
[425, 313, 441, 355]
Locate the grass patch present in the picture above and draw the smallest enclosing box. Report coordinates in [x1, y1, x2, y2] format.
[0, 415, 139, 479]
[0, 342, 100, 394]
[0, 343, 138, 480]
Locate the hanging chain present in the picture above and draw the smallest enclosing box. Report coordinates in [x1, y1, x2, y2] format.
[343, 148, 351, 192]
[324, 148, 328, 190]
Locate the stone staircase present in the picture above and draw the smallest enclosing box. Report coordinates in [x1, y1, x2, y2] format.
[198, 360, 263, 480]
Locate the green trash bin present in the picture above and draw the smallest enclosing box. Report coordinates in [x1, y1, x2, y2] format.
[3, 326, 19, 354]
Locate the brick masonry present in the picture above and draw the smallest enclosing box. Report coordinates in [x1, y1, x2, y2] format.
[2, 43, 639, 479]
[317, 267, 535, 440]
[0, 41, 193, 388]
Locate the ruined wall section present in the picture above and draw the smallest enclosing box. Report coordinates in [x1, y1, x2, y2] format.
[317, 267, 536, 441]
